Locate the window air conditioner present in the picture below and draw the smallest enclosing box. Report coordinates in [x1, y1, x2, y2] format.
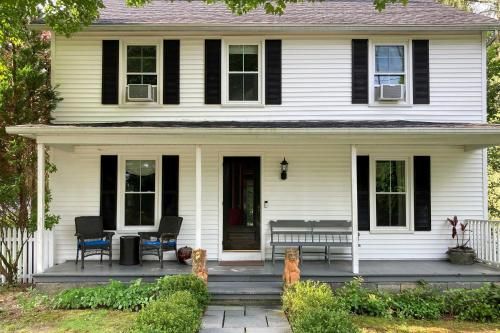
[375, 84, 405, 101]
[127, 84, 154, 102]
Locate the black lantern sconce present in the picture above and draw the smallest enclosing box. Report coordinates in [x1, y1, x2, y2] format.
[280, 157, 288, 180]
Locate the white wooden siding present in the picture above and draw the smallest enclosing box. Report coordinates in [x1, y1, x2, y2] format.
[52, 33, 484, 123]
[49, 144, 485, 263]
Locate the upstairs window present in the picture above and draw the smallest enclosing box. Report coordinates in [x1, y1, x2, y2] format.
[373, 44, 407, 102]
[126, 45, 158, 102]
[227, 44, 260, 102]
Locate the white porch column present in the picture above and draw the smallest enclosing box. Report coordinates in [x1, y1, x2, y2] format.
[351, 144, 359, 274]
[36, 143, 46, 273]
[195, 145, 202, 249]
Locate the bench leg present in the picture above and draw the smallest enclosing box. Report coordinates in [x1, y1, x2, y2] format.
[327, 246, 331, 264]
[272, 246, 275, 264]
[299, 246, 303, 263]
[324, 246, 328, 261]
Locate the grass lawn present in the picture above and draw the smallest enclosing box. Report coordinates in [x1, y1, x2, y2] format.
[354, 315, 500, 333]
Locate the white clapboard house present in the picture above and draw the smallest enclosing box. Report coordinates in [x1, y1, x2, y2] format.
[7, 0, 500, 283]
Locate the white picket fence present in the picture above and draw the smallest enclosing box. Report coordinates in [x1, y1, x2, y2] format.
[467, 219, 500, 268]
[0, 228, 36, 284]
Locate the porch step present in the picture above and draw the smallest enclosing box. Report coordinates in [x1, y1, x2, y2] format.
[208, 281, 283, 301]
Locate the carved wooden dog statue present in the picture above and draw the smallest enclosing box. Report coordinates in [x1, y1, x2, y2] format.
[283, 248, 301, 287]
[192, 248, 208, 284]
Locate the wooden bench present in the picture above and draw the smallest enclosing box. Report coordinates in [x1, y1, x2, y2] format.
[269, 219, 352, 264]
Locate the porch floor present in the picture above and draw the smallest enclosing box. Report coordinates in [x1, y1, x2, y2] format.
[34, 260, 499, 284]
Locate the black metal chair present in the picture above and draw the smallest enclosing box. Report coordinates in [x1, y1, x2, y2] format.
[75, 216, 114, 269]
[138, 216, 183, 268]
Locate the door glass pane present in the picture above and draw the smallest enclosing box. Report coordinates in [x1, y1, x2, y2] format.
[141, 160, 156, 192]
[229, 73, 244, 101]
[125, 193, 141, 226]
[391, 161, 405, 192]
[125, 160, 141, 192]
[141, 193, 155, 226]
[244, 74, 258, 101]
[229, 45, 244, 71]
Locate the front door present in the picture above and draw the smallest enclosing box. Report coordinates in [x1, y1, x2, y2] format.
[223, 157, 261, 251]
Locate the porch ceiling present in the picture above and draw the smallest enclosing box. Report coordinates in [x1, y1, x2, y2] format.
[6, 120, 500, 149]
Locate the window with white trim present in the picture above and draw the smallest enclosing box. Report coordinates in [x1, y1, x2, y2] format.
[126, 45, 158, 102]
[227, 44, 260, 102]
[373, 44, 407, 102]
[124, 160, 156, 226]
[373, 159, 409, 229]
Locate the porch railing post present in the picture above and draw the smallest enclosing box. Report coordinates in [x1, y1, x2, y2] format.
[36, 142, 46, 274]
[195, 145, 202, 249]
[351, 145, 359, 274]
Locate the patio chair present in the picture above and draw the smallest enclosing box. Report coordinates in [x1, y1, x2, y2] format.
[75, 216, 114, 269]
[138, 216, 183, 268]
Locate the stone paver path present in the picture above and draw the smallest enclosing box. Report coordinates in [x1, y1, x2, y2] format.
[200, 305, 292, 333]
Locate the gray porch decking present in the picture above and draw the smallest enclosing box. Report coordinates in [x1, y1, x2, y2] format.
[35, 260, 499, 284]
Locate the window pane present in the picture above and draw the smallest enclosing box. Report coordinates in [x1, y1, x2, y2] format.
[391, 161, 405, 192]
[142, 58, 156, 73]
[142, 75, 157, 85]
[229, 73, 244, 101]
[127, 75, 142, 84]
[375, 46, 404, 73]
[125, 160, 141, 192]
[142, 46, 156, 57]
[141, 160, 156, 192]
[244, 45, 258, 71]
[389, 56, 404, 73]
[140, 194, 155, 226]
[229, 45, 244, 71]
[127, 46, 141, 57]
[376, 161, 391, 192]
[127, 58, 141, 72]
[244, 74, 258, 101]
[375, 75, 405, 85]
[125, 193, 141, 226]
[376, 194, 406, 227]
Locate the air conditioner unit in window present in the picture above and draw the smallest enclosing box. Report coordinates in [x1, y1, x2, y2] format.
[127, 84, 154, 102]
[375, 84, 405, 101]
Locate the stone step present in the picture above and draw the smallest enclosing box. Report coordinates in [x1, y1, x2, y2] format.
[209, 281, 283, 301]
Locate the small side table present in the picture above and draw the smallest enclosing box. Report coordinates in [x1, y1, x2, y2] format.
[120, 235, 140, 265]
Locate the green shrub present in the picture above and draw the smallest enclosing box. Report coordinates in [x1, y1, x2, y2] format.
[336, 278, 392, 318]
[445, 284, 500, 322]
[390, 285, 445, 320]
[133, 291, 201, 333]
[283, 281, 360, 333]
[156, 274, 210, 308]
[53, 279, 157, 311]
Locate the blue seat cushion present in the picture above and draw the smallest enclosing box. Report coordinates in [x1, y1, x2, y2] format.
[143, 240, 176, 247]
[79, 239, 109, 247]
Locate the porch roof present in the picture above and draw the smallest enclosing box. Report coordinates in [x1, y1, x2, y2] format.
[7, 120, 500, 148]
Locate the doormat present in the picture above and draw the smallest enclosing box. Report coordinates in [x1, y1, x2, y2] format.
[218, 261, 264, 266]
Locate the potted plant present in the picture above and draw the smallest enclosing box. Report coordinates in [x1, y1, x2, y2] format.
[447, 216, 475, 265]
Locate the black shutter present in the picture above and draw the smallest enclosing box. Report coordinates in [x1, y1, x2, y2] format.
[265, 40, 282, 105]
[414, 156, 431, 231]
[204, 40, 221, 104]
[100, 155, 118, 230]
[357, 155, 370, 231]
[162, 156, 179, 216]
[352, 39, 369, 104]
[163, 40, 180, 104]
[412, 40, 430, 104]
[101, 40, 119, 105]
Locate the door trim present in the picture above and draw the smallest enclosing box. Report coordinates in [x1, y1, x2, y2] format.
[218, 152, 264, 262]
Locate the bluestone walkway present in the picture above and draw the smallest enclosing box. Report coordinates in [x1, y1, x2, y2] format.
[200, 305, 292, 333]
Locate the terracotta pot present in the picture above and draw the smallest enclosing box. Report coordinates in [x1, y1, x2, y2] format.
[448, 247, 475, 265]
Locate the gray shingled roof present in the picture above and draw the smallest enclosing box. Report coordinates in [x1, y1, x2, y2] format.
[94, 0, 499, 29]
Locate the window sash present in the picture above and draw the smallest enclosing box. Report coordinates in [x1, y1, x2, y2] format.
[373, 44, 406, 89]
[226, 43, 260, 102]
[126, 45, 158, 86]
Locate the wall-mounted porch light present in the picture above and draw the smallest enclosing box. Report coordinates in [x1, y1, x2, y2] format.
[280, 157, 288, 180]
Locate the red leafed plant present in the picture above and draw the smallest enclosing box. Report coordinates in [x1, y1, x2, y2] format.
[447, 216, 470, 249]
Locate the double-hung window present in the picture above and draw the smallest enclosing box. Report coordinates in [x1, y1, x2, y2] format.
[124, 160, 156, 226]
[227, 44, 260, 102]
[372, 159, 409, 230]
[126, 45, 158, 102]
[373, 44, 407, 102]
